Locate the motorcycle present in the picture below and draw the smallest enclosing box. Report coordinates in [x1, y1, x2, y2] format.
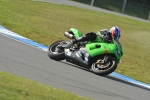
[47, 28, 123, 76]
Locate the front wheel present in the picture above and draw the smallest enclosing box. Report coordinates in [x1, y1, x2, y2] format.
[91, 56, 117, 76]
[47, 40, 70, 60]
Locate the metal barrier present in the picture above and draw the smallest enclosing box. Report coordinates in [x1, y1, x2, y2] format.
[73, 0, 150, 20]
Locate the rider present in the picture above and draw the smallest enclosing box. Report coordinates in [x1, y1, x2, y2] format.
[65, 26, 121, 44]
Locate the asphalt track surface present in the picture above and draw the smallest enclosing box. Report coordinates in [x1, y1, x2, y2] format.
[0, 33, 150, 100]
[0, 1, 150, 100]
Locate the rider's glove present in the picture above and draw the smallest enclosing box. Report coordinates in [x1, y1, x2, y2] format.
[103, 32, 112, 42]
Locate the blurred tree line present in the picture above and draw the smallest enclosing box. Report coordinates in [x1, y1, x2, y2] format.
[72, 0, 150, 19]
[129, 0, 150, 5]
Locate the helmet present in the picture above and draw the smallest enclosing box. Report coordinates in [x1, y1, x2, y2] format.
[109, 26, 121, 40]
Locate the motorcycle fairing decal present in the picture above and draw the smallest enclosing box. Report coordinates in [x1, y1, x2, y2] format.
[66, 51, 71, 56]
[85, 57, 88, 62]
[76, 53, 80, 58]
[104, 48, 109, 54]
[116, 47, 121, 56]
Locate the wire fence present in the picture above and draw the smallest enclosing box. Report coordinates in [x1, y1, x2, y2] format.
[72, 0, 150, 20]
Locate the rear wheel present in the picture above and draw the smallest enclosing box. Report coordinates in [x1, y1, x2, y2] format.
[91, 56, 117, 76]
[47, 40, 70, 60]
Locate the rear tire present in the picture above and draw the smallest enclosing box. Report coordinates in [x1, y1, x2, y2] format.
[91, 56, 117, 76]
[47, 40, 69, 60]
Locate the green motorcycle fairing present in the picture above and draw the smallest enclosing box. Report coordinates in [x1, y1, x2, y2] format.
[69, 28, 123, 62]
[70, 28, 83, 38]
[85, 38, 123, 62]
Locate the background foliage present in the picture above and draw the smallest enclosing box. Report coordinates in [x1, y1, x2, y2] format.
[72, 0, 150, 19]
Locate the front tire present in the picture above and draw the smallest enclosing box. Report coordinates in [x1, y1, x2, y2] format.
[47, 40, 69, 60]
[91, 56, 117, 76]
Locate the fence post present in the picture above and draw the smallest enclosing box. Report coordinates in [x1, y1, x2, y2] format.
[91, 0, 94, 6]
[122, 0, 127, 13]
[148, 11, 150, 21]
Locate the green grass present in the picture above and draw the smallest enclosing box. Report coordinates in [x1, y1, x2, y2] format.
[0, 72, 90, 100]
[0, 0, 150, 99]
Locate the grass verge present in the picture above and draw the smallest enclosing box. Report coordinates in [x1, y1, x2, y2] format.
[0, 72, 90, 100]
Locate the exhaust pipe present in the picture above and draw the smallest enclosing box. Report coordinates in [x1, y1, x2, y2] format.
[64, 32, 75, 39]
